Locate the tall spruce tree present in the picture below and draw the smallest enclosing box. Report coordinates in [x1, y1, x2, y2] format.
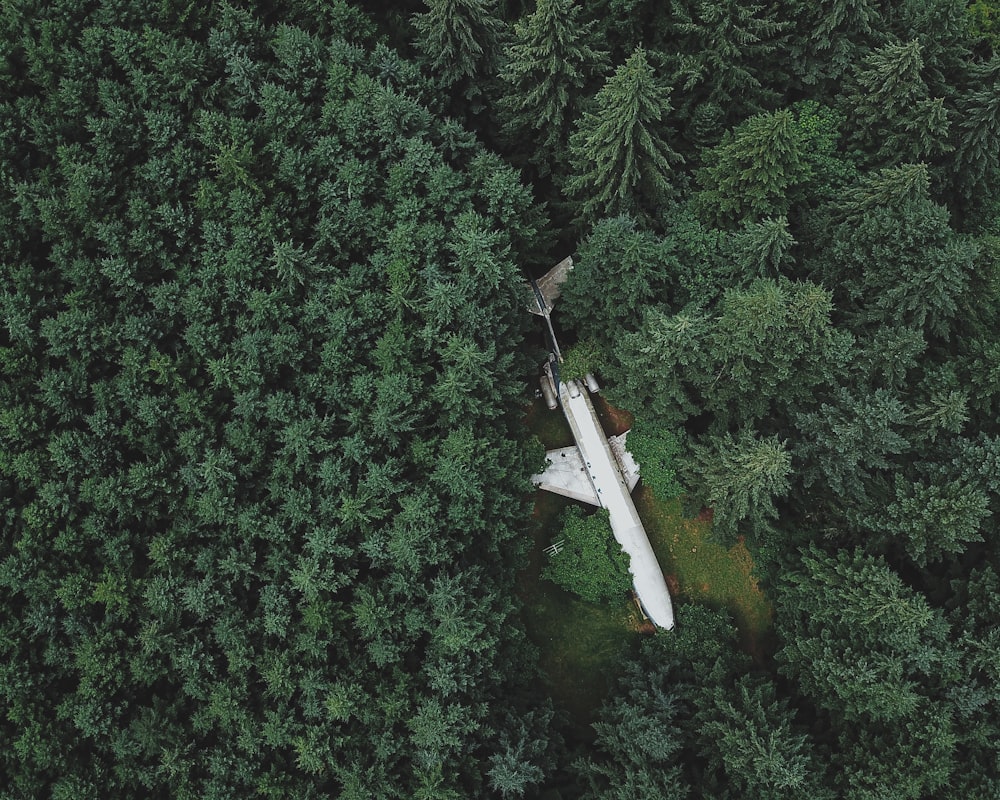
[815, 163, 978, 338]
[842, 39, 951, 167]
[949, 57, 1000, 211]
[789, 0, 884, 86]
[565, 47, 682, 224]
[667, 0, 791, 139]
[680, 429, 792, 544]
[696, 109, 809, 226]
[412, 0, 505, 87]
[498, 0, 607, 174]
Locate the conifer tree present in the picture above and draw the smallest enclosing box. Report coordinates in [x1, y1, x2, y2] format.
[412, 0, 505, 87]
[696, 109, 809, 226]
[728, 216, 796, 281]
[843, 39, 951, 167]
[818, 163, 978, 337]
[695, 676, 832, 800]
[566, 48, 682, 224]
[776, 546, 949, 723]
[680, 429, 792, 544]
[949, 57, 1000, 207]
[667, 0, 790, 136]
[498, 0, 607, 173]
[789, 0, 884, 86]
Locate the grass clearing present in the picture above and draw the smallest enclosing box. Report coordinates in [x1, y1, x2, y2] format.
[518, 395, 774, 725]
[518, 490, 640, 724]
[635, 488, 774, 659]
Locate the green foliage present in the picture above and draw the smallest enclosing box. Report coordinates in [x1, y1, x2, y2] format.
[788, 0, 883, 85]
[499, 0, 607, 173]
[626, 421, 681, 500]
[871, 476, 990, 566]
[0, 5, 548, 796]
[968, 0, 1000, 50]
[559, 215, 681, 345]
[616, 278, 852, 431]
[559, 339, 604, 381]
[566, 48, 683, 224]
[776, 546, 949, 722]
[666, 0, 791, 137]
[412, 0, 506, 87]
[694, 676, 833, 800]
[949, 58, 1000, 208]
[542, 507, 631, 605]
[842, 39, 951, 167]
[696, 108, 810, 226]
[680, 429, 792, 543]
[815, 163, 979, 337]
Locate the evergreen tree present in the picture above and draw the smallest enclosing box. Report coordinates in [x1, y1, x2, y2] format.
[498, 0, 607, 173]
[865, 474, 990, 566]
[412, 0, 506, 87]
[816, 163, 978, 338]
[949, 57, 1000, 211]
[566, 47, 683, 224]
[696, 109, 810, 226]
[789, 0, 884, 86]
[694, 676, 832, 800]
[776, 546, 950, 723]
[614, 278, 851, 433]
[558, 215, 680, 347]
[727, 216, 796, 282]
[667, 0, 791, 139]
[680, 429, 792, 544]
[842, 39, 951, 167]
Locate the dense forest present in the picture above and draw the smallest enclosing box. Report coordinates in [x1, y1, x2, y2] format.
[2, 0, 999, 797]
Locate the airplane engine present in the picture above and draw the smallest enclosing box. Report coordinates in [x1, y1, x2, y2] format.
[539, 374, 558, 410]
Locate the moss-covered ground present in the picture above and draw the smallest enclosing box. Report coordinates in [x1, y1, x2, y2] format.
[635, 489, 774, 659]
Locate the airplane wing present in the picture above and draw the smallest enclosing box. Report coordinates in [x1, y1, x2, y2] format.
[527, 256, 574, 315]
[531, 445, 600, 505]
[608, 432, 641, 492]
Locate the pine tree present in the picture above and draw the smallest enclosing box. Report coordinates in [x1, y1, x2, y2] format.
[558, 215, 680, 346]
[498, 0, 607, 173]
[412, 0, 505, 87]
[949, 57, 1000, 207]
[818, 163, 978, 337]
[566, 48, 682, 224]
[695, 676, 832, 800]
[776, 546, 949, 723]
[696, 109, 809, 226]
[728, 216, 796, 281]
[843, 39, 951, 167]
[789, 0, 884, 86]
[865, 475, 989, 566]
[667, 0, 791, 136]
[680, 429, 792, 543]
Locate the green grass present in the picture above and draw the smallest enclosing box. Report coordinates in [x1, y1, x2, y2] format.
[522, 397, 574, 449]
[519, 396, 775, 726]
[518, 491, 640, 724]
[636, 488, 774, 659]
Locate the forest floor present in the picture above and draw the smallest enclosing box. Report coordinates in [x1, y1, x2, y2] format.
[635, 490, 774, 660]
[519, 395, 774, 723]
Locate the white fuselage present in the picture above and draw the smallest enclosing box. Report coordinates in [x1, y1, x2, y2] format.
[555, 378, 675, 629]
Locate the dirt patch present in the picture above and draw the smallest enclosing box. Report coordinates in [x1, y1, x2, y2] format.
[591, 394, 634, 436]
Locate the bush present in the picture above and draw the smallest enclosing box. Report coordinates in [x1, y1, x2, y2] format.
[542, 506, 631, 604]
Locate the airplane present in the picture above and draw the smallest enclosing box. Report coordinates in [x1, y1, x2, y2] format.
[528, 260, 675, 630]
